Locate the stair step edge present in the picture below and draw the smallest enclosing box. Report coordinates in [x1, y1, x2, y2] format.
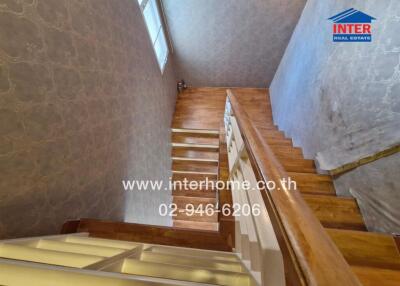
[172, 170, 218, 175]
[172, 128, 220, 135]
[172, 143, 219, 149]
[172, 157, 219, 163]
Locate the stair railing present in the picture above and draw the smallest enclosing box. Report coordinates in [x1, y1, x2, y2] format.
[226, 89, 361, 286]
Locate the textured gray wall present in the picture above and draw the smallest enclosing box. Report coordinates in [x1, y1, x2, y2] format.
[0, 0, 176, 239]
[270, 0, 400, 233]
[162, 0, 306, 87]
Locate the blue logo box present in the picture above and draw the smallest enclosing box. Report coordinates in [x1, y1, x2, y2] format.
[333, 34, 372, 42]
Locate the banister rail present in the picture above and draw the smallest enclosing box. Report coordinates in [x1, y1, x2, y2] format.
[227, 90, 361, 286]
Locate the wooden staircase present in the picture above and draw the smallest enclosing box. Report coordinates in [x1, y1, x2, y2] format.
[171, 128, 220, 231]
[53, 88, 399, 286]
[228, 88, 400, 285]
[167, 87, 400, 285]
[256, 127, 368, 231]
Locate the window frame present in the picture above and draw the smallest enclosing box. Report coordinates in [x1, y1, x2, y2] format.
[138, 0, 169, 74]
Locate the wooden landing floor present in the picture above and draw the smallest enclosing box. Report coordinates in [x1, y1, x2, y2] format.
[172, 87, 268, 130]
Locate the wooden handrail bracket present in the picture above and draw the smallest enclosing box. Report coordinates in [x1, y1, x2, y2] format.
[226, 89, 362, 286]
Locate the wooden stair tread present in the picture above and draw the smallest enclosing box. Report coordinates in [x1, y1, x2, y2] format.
[280, 158, 315, 168]
[172, 189, 217, 198]
[172, 173, 218, 182]
[172, 148, 219, 160]
[253, 124, 279, 130]
[288, 172, 333, 183]
[172, 157, 219, 165]
[172, 182, 218, 192]
[260, 136, 293, 146]
[173, 220, 219, 231]
[279, 158, 316, 173]
[172, 143, 219, 152]
[172, 134, 220, 145]
[256, 129, 286, 138]
[172, 160, 218, 173]
[174, 210, 218, 222]
[173, 196, 217, 207]
[302, 194, 366, 230]
[172, 128, 219, 136]
[327, 228, 400, 270]
[352, 265, 400, 286]
[251, 122, 275, 129]
[288, 172, 336, 196]
[295, 182, 336, 196]
[270, 145, 303, 157]
[172, 121, 223, 131]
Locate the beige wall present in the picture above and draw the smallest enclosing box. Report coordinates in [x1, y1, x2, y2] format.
[0, 0, 177, 239]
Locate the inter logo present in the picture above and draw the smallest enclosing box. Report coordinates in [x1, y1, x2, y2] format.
[328, 8, 376, 42]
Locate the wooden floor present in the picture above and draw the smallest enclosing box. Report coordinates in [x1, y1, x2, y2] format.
[172, 87, 269, 130]
[172, 88, 232, 130]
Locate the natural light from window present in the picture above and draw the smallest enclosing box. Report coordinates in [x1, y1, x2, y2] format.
[138, 0, 169, 73]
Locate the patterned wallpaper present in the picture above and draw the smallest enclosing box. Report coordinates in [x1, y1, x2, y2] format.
[162, 0, 306, 87]
[270, 0, 400, 233]
[0, 0, 177, 239]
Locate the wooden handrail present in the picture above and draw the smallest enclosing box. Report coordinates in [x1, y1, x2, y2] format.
[329, 144, 400, 175]
[227, 90, 361, 286]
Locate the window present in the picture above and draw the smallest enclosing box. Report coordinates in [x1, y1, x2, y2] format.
[138, 0, 169, 72]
